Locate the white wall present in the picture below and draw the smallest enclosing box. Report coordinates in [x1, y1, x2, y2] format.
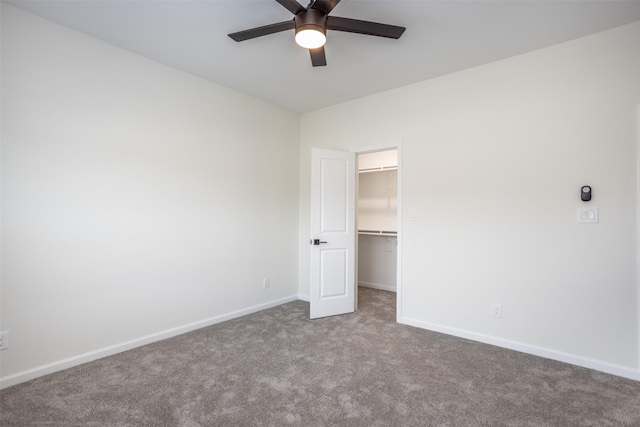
[0, 4, 300, 383]
[358, 150, 397, 171]
[358, 169, 398, 233]
[299, 22, 640, 378]
[358, 234, 397, 292]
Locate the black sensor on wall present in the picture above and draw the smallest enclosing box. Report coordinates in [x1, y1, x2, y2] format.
[581, 186, 592, 201]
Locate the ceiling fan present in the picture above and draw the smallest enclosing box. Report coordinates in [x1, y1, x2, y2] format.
[228, 0, 406, 67]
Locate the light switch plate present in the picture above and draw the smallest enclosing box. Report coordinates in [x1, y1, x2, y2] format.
[577, 208, 598, 224]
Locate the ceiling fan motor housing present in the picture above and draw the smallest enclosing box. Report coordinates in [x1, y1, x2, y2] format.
[295, 8, 327, 37]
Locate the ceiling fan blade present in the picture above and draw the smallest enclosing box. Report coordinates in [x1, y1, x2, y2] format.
[228, 20, 295, 42]
[276, 0, 306, 15]
[310, 0, 341, 15]
[327, 16, 405, 39]
[309, 46, 327, 67]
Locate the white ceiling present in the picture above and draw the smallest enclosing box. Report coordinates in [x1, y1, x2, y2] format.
[6, 0, 640, 112]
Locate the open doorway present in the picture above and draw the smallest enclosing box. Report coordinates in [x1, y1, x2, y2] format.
[356, 148, 399, 314]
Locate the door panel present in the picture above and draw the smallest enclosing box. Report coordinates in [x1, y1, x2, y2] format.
[320, 159, 348, 233]
[310, 148, 356, 319]
[320, 249, 348, 298]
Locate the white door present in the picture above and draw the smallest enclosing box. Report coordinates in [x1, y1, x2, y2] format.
[310, 148, 356, 319]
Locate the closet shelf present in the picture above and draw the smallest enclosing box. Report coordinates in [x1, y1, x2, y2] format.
[358, 166, 398, 174]
[358, 230, 397, 236]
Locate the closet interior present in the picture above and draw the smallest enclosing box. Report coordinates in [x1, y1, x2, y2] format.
[357, 150, 398, 293]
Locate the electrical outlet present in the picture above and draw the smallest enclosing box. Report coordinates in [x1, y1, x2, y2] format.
[263, 278, 270, 289]
[492, 303, 502, 318]
[0, 331, 9, 350]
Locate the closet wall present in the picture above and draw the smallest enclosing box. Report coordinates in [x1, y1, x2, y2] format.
[358, 150, 398, 292]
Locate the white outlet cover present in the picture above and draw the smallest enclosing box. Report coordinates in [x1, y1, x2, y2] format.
[492, 303, 502, 318]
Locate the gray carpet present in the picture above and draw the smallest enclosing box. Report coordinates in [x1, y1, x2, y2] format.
[2, 287, 640, 426]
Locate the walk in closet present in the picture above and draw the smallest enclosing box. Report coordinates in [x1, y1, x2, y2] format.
[358, 150, 398, 292]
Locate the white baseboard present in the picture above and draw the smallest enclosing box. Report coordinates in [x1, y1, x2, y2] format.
[0, 294, 300, 390]
[400, 316, 640, 382]
[298, 294, 310, 302]
[358, 281, 397, 293]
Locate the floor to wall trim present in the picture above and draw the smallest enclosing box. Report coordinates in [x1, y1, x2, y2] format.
[0, 294, 299, 390]
[358, 281, 397, 293]
[401, 316, 640, 382]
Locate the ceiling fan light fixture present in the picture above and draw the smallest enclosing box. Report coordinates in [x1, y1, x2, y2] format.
[295, 28, 326, 49]
[294, 9, 327, 49]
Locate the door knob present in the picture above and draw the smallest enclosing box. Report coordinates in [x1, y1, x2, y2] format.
[310, 239, 327, 245]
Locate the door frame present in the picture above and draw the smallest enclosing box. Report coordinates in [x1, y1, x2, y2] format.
[353, 141, 403, 322]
